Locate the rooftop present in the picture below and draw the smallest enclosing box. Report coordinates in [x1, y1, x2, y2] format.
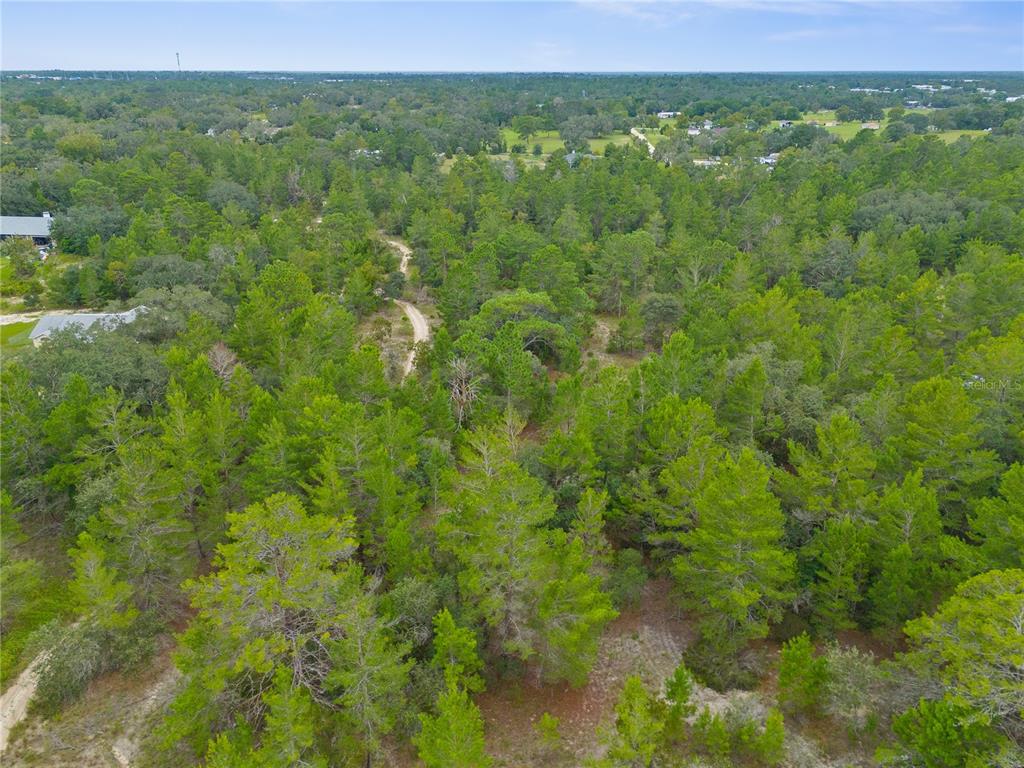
[29, 307, 146, 341]
[0, 214, 53, 238]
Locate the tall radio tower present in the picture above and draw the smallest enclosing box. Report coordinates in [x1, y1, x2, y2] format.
[176, 52, 181, 74]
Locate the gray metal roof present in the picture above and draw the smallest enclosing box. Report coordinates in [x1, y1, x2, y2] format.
[29, 307, 146, 341]
[0, 215, 53, 238]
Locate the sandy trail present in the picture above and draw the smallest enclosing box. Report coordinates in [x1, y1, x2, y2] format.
[630, 127, 656, 156]
[0, 651, 48, 753]
[0, 309, 78, 326]
[384, 237, 430, 377]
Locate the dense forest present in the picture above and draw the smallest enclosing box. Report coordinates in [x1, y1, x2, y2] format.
[1, 71, 1022, 767]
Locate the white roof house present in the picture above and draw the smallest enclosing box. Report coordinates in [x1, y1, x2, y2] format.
[29, 307, 147, 345]
[0, 213, 53, 241]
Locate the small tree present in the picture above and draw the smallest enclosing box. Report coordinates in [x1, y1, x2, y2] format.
[777, 633, 829, 715]
[595, 676, 665, 767]
[757, 708, 786, 766]
[415, 682, 492, 768]
[431, 607, 484, 692]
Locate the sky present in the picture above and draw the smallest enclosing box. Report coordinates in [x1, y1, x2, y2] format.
[2, 1, 1023, 72]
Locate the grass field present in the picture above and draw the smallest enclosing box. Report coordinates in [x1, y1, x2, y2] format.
[501, 127, 634, 156]
[501, 127, 564, 154]
[588, 133, 632, 153]
[793, 108, 984, 143]
[0, 321, 34, 351]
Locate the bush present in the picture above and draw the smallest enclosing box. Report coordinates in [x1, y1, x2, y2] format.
[823, 644, 889, 734]
[31, 618, 157, 716]
[31, 621, 106, 717]
[684, 637, 758, 691]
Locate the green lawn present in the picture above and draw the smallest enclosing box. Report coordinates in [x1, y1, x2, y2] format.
[934, 129, 987, 143]
[502, 127, 564, 154]
[794, 109, 983, 143]
[588, 133, 632, 153]
[501, 127, 633, 156]
[1, 321, 34, 351]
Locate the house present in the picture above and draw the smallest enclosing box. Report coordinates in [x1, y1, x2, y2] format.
[860, 121, 881, 130]
[778, 120, 793, 128]
[824, 121, 839, 127]
[692, 157, 721, 168]
[1007, 95, 1024, 103]
[656, 111, 680, 119]
[702, 119, 714, 130]
[687, 126, 701, 136]
[757, 153, 781, 166]
[0, 213, 53, 245]
[29, 306, 147, 346]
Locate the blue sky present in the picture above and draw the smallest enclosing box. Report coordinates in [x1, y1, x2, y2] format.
[3, 2, 1022, 72]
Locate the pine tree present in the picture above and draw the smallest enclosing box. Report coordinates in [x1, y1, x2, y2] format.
[595, 675, 665, 768]
[431, 607, 485, 692]
[673, 449, 795, 658]
[438, 421, 553, 661]
[535, 533, 618, 686]
[969, 463, 1024, 569]
[893, 376, 1001, 526]
[805, 515, 870, 632]
[867, 470, 945, 627]
[415, 682, 492, 768]
[777, 633, 829, 714]
[774, 410, 876, 534]
[721, 357, 767, 446]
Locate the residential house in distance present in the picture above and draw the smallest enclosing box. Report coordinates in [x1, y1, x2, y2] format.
[860, 121, 881, 130]
[656, 111, 680, 119]
[687, 126, 701, 136]
[0, 212, 53, 245]
[778, 120, 794, 128]
[28, 306, 147, 346]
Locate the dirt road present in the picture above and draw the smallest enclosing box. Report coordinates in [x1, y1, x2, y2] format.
[0, 651, 47, 753]
[0, 309, 78, 326]
[630, 127, 656, 156]
[384, 237, 430, 377]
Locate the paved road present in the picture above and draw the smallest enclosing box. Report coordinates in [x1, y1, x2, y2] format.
[384, 238, 430, 377]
